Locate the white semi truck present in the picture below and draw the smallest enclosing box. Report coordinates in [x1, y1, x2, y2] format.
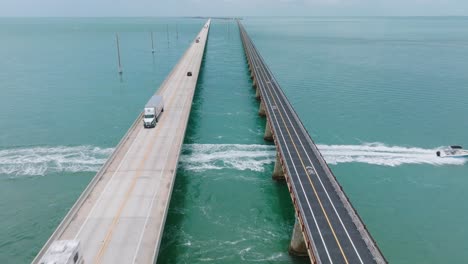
[143, 95, 164, 128]
[38, 240, 84, 264]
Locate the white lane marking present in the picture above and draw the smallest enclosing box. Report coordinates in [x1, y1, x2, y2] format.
[247, 38, 332, 263]
[271, 87, 365, 263]
[132, 26, 209, 263]
[269, 74, 364, 263]
[244, 33, 333, 264]
[130, 144, 170, 264]
[255, 43, 364, 263]
[74, 126, 145, 239]
[74, 33, 194, 240]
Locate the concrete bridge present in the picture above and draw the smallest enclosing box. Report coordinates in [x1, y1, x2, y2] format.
[33, 19, 387, 264]
[238, 20, 387, 264]
[33, 19, 211, 264]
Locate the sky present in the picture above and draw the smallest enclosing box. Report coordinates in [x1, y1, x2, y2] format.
[0, 0, 467, 17]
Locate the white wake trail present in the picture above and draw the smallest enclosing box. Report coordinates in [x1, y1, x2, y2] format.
[317, 142, 466, 167]
[0, 145, 113, 176]
[180, 143, 466, 171]
[180, 144, 276, 172]
[0, 143, 464, 176]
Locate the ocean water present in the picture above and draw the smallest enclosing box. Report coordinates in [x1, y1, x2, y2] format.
[0, 17, 467, 264]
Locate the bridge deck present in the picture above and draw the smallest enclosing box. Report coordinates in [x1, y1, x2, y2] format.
[238, 21, 386, 264]
[34, 20, 211, 264]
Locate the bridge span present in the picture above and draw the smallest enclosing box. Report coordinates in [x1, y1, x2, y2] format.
[33, 19, 211, 264]
[238, 21, 387, 264]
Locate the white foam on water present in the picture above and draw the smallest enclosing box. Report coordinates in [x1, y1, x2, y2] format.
[0, 145, 114, 176]
[1, 143, 464, 176]
[180, 143, 466, 171]
[180, 144, 276, 172]
[317, 142, 467, 167]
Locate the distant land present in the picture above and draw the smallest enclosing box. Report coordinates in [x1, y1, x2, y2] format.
[188, 16, 242, 20]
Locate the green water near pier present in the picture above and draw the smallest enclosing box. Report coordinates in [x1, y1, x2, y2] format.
[0, 17, 468, 263]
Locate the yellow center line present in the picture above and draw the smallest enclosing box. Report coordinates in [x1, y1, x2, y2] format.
[93, 119, 162, 263]
[158, 21, 208, 96]
[93, 48, 195, 263]
[157, 42, 196, 96]
[239, 23, 342, 263]
[258, 54, 350, 263]
[239, 28, 319, 261]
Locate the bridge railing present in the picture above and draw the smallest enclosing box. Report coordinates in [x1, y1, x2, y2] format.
[32, 113, 143, 263]
[238, 20, 387, 264]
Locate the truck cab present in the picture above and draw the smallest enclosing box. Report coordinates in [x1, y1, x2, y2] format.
[144, 107, 157, 128]
[143, 95, 164, 128]
[39, 240, 84, 264]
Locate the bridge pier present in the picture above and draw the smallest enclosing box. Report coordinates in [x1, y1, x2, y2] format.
[272, 153, 284, 180]
[258, 102, 266, 116]
[239, 20, 387, 264]
[264, 120, 273, 141]
[289, 218, 308, 257]
[255, 86, 260, 100]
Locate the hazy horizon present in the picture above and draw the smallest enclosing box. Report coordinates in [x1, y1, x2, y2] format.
[1, 0, 467, 17]
[1, 15, 468, 18]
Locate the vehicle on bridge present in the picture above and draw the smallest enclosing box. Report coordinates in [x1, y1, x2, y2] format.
[143, 95, 164, 128]
[38, 240, 83, 264]
[437, 146, 468, 158]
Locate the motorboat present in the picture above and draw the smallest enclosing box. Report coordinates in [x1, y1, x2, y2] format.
[436, 146, 468, 158]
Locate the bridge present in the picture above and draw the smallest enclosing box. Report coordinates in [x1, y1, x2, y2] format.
[238, 21, 387, 264]
[33, 20, 211, 264]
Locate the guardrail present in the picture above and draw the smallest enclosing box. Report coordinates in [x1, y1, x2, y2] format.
[238, 20, 387, 264]
[32, 113, 143, 263]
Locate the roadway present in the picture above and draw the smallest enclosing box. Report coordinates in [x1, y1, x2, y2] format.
[238, 21, 386, 264]
[33, 19, 211, 264]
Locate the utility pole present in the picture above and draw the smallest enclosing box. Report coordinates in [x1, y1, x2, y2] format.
[116, 33, 123, 74]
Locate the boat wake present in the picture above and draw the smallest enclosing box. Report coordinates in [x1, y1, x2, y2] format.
[0, 145, 113, 176]
[0, 143, 464, 176]
[180, 144, 276, 172]
[318, 143, 466, 166]
[181, 143, 466, 171]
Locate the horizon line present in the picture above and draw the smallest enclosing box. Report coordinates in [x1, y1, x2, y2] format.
[1, 15, 468, 18]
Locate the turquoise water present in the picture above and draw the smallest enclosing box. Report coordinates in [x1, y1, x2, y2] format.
[0, 17, 468, 263]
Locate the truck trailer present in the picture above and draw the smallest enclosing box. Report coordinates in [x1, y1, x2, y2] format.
[143, 95, 164, 128]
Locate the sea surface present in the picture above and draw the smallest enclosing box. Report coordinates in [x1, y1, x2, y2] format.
[0, 17, 467, 264]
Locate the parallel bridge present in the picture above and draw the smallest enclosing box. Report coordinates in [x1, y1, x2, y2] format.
[32, 19, 386, 264]
[238, 21, 387, 264]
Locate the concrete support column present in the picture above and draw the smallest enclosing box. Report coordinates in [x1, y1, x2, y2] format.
[251, 71, 254, 79]
[258, 102, 266, 117]
[255, 86, 260, 100]
[289, 218, 308, 256]
[272, 153, 284, 180]
[253, 78, 257, 88]
[264, 120, 273, 141]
